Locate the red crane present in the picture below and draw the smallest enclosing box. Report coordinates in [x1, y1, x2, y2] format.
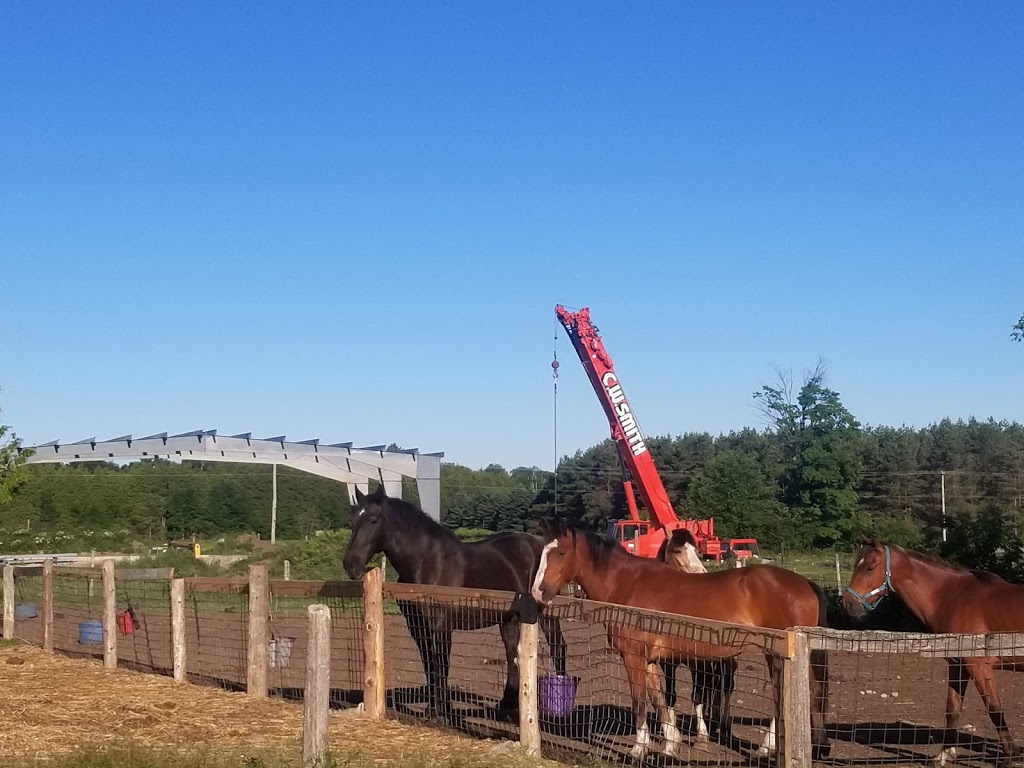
[555, 305, 723, 561]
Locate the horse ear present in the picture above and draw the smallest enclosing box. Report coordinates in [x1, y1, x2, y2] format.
[371, 483, 387, 500]
[354, 487, 365, 503]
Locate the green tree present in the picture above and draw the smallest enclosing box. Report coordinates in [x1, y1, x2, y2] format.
[1012, 313, 1023, 343]
[0, 399, 32, 504]
[688, 449, 792, 548]
[754, 363, 864, 548]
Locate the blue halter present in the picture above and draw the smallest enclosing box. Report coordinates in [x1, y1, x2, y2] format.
[845, 544, 893, 612]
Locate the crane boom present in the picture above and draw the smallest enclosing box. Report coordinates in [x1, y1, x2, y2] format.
[555, 305, 677, 528]
[555, 305, 722, 560]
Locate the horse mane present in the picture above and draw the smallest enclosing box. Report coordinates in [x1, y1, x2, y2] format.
[382, 495, 459, 542]
[863, 537, 1005, 583]
[583, 530, 626, 566]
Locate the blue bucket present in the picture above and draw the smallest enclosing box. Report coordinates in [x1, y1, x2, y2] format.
[539, 674, 579, 717]
[79, 619, 104, 645]
[14, 603, 38, 619]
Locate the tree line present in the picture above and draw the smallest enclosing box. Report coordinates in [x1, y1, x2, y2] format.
[2, 365, 1024, 567]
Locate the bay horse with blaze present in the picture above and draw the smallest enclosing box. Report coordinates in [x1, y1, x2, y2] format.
[532, 519, 831, 761]
[844, 538, 1024, 767]
[342, 485, 568, 720]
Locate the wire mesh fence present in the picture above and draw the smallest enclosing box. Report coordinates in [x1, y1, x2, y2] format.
[265, 581, 364, 709]
[533, 597, 790, 766]
[184, 578, 249, 691]
[804, 628, 1024, 767]
[10, 567, 44, 646]
[52, 569, 104, 659]
[116, 575, 174, 676]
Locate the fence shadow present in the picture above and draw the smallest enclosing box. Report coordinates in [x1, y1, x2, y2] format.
[826, 720, 1004, 765]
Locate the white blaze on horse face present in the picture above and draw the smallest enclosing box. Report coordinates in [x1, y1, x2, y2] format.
[682, 543, 706, 574]
[757, 717, 777, 755]
[531, 540, 559, 603]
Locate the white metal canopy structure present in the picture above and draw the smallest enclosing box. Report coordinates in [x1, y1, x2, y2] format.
[19, 430, 443, 521]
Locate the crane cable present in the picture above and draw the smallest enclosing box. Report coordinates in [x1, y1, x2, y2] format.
[551, 315, 560, 515]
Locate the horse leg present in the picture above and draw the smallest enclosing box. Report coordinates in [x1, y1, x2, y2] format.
[662, 660, 677, 711]
[622, 650, 652, 761]
[539, 612, 568, 677]
[966, 658, 1020, 767]
[646, 661, 682, 758]
[497, 618, 520, 714]
[936, 659, 969, 767]
[758, 653, 782, 757]
[426, 623, 454, 719]
[688, 662, 711, 749]
[398, 600, 436, 712]
[713, 659, 736, 748]
[810, 648, 831, 760]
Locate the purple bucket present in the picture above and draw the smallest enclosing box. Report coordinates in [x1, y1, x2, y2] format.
[539, 674, 579, 717]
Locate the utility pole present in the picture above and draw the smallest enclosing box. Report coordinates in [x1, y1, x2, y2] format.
[941, 469, 947, 543]
[271, 463, 278, 546]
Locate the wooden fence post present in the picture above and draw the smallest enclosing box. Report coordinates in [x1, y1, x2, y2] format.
[782, 629, 813, 768]
[362, 567, 385, 719]
[102, 560, 117, 669]
[42, 559, 54, 653]
[303, 603, 332, 766]
[283, 560, 291, 581]
[247, 564, 269, 696]
[171, 578, 186, 682]
[3, 564, 14, 641]
[517, 602, 541, 757]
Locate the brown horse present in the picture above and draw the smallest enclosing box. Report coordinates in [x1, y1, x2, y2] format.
[532, 520, 831, 760]
[656, 529, 734, 749]
[843, 539, 1024, 767]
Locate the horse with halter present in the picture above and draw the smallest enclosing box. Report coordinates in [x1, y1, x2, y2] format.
[342, 485, 568, 720]
[531, 519, 831, 761]
[844, 538, 1024, 767]
[656, 529, 734, 749]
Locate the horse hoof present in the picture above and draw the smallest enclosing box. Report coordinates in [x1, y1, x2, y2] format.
[933, 747, 956, 767]
[694, 736, 710, 752]
[629, 746, 647, 761]
[812, 743, 832, 761]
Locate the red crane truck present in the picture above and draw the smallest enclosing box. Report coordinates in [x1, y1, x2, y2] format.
[555, 305, 726, 562]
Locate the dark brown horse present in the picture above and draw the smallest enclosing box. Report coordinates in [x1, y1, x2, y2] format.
[342, 485, 567, 720]
[531, 520, 831, 760]
[844, 539, 1024, 767]
[656, 529, 734, 749]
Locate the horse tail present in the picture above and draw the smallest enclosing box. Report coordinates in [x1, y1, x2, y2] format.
[810, 578, 831, 629]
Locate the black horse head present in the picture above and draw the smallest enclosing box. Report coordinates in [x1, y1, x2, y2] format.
[343, 484, 390, 580]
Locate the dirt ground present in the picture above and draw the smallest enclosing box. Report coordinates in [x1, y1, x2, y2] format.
[13, 599, 1024, 766]
[0, 643, 559, 767]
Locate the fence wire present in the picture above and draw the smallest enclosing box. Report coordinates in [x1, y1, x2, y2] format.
[266, 585, 364, 710]
[184, 581, 249, 691]
[116, 577, 173, 677]
[52, 572, 104, 659]
[536, 597, 786, 766]
[10, 569, 43, 646]
[804, 629, 1024, 767]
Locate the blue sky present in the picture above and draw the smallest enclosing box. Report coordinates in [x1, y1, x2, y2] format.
[2, 2, 1022, 471]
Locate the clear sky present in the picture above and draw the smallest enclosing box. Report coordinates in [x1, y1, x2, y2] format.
[2, 2, 1022, 471]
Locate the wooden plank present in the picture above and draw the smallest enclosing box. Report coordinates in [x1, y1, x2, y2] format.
[183, 577, 248, 593]
[363, 568, 386, 720]
[118, 567, 175, 581]
[3, 564, 13, 641]
[247, 564, 269, 697]
[55, 565, 103, 578]
[270, 580, 364, 599]
[385, 581, 519, 604]
[803, 627, 1024, 658]
[303, 603, 332, 766]
[782, 630, 813, 768]
[171, 578, 186, 682]
[102, 559, 117, 669]
[13, 566, 43, 577]
[42, 559, 54, 653]
[517, 619, 541, 756]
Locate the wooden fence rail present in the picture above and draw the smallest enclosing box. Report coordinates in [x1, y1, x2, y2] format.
[8, 563, 1024, 767]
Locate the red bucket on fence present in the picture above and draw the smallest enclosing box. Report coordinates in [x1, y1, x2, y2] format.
[539, 674, 579, 718]
[117, 609, 139, 635]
